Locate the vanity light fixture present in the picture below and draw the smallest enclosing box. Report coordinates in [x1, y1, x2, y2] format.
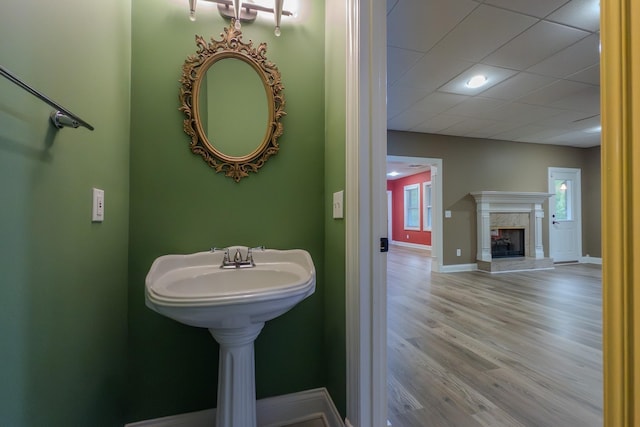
[188, 0, 293, 36]
[466, 74, 488, 89]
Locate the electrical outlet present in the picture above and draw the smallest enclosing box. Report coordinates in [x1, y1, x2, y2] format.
[456, 248, 461, 256]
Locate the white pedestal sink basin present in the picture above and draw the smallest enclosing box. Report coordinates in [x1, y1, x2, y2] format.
[145, 246, 316, 427]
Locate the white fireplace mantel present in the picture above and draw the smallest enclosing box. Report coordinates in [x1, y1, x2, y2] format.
[470, 191, 552, 263]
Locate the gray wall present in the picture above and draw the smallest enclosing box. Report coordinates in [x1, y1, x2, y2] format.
[388, 131, 602, 265]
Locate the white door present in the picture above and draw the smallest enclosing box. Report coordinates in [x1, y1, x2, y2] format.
[548, 167, 582, 262]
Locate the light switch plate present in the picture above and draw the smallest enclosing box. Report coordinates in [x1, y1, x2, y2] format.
[445, 210, 452, 218]
[92, 188, 104, 222]
[333, 190, 344, 219]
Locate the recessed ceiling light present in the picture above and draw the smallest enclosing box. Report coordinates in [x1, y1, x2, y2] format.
[584, 126, 602, 133]
[387, 171, 400, 177]
[466, 74, 488, 89]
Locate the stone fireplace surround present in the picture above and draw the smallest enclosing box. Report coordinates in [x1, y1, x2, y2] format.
[470, 191, 554, 272]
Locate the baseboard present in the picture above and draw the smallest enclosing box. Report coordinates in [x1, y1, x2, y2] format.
[439, 263, 477, 273]
[390, 241, 431, 251]
[580, 256, 602, 265]
[125, 388, 344, 427]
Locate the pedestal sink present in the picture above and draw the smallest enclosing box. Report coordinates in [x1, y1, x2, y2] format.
[145, 246, 316, 427]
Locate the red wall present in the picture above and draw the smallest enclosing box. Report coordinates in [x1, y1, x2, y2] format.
[387, 171, 432, 246]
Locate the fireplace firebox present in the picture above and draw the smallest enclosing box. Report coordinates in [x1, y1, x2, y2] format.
[491, 228, 525, 258]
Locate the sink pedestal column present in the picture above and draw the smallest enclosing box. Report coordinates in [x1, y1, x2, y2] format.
[209, 323, 265, 427]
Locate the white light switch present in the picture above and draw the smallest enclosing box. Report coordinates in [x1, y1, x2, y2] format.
[445, 210, 452, 218]
[92, 188, 104, 222]
[333, 190, 344, 219]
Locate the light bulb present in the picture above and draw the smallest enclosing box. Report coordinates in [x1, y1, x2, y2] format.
[233, 0, 241, 28]
[189, 0, 197, 22]
[466, 75, 488, 89]
[274, 0, 283, 37]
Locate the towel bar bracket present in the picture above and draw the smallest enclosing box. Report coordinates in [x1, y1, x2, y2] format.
[50, 111, 80, 129]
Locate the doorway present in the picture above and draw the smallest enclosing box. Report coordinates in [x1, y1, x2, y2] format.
[548, 167, 582, 263]
[386, 155, 443, 271]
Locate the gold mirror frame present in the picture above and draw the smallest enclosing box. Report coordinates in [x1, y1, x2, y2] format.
[179, 24, 286, 182]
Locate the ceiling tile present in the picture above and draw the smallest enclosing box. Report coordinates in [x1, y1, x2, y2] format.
[527, 33, 600, 77]
[387, 84, 431, 116]
[547, 0, 600, 31]
[387, 0, 478, 52]
[551, 85, 599, 113]
[566, 63, 600, 85]
[411, 114, 466, 133]
[539, 129, 601, 147]
[481, 72, 556, 100]
[466, 121, 526, 138]
[413, 92, 469, 115]
[388, 109, 435, 130]
[518, 79, 593, 106]
[441, 118, 501, 137]
[531, 109, 596, 128]
[482, 0, 569, 18]
[396, 53, 474, 91]
[479, 102, 565, 124]
[440, 97, 505, 117]
[387, 47, 424, 85]
[427, 5, 538, 62]
[387, 0, 399, 14]
[483, 21, 589, 70]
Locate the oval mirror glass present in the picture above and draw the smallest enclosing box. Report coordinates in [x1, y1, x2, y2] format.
[199, 57, 269, 158]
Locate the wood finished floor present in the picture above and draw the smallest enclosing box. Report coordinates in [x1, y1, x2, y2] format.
[387, 245, 603, 427]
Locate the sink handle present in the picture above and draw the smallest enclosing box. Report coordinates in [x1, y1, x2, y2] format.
[246, 246, 265, 263]
[211, 247, 230, 262]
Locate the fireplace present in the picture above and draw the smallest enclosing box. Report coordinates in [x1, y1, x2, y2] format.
[491, 228, 525, 258]
[471, 191, 553, 272]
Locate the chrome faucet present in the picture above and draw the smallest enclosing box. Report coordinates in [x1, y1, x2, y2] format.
[211, 246, 265, 269]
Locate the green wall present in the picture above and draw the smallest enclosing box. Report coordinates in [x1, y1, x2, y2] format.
[324, 0, 347, 416]
[0, 0, 131, 426]
[127, 1, 329, 421]
[388, 131, 602, 264]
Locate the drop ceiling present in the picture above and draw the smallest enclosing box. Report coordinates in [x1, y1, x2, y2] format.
[386, 0, 601, 148]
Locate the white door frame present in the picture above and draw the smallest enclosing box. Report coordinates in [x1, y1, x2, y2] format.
[344, 0, 387, 426]
[387, 190, 393, 241]
[548, 167, 583, 262]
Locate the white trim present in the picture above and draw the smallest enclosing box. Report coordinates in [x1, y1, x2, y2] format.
[390, 241, 431, 251]
[439, 263, 478, 273]
[580, 256, 603, 265]
[124, 388, 343, 427]
[478, 267, 555, 274]
[345, 0, 387, 425]
[423, 181, 432, 231]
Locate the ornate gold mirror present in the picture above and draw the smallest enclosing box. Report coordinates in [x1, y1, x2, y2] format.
[179, 24, 286, 182]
